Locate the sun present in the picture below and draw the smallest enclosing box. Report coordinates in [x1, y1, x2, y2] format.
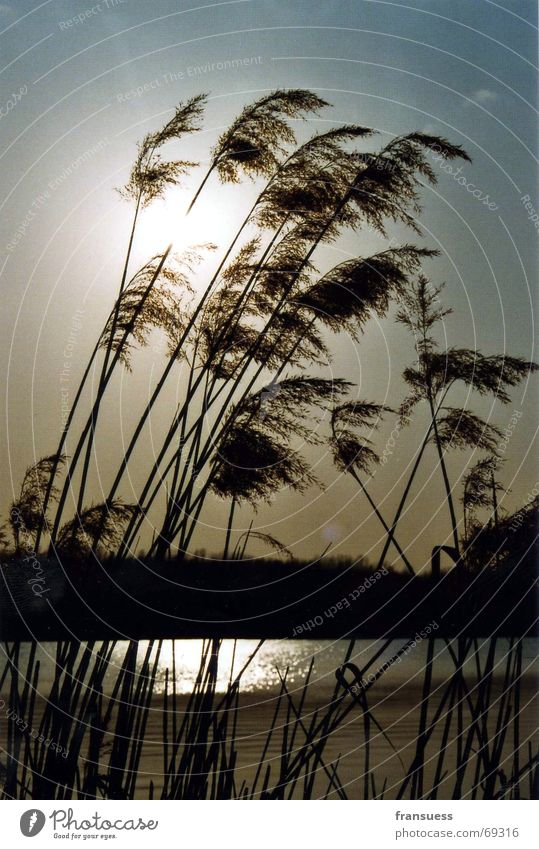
[138, 185, 240, 258]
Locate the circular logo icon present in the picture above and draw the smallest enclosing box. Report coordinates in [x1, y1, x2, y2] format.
[20, 810, 46, 837]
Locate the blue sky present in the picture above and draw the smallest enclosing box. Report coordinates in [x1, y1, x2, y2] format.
[0, 0, 537, 563]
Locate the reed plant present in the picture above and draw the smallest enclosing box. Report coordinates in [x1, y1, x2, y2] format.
[1, 636, 536, 799]
[1, 90, 537, 802]
[4, 88, 479, 563]
[5, 89, 532, 575]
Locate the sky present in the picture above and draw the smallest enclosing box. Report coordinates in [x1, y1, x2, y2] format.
[0, 0, 537, 568]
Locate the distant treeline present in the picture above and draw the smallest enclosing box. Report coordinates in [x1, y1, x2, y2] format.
[1, 531, 536, 641]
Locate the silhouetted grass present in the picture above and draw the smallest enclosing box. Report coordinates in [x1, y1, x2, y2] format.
[1, 636, 536, 800]
[2, 89, 537, 804]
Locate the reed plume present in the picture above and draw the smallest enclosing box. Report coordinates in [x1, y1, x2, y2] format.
[462, 455, 504, 540]
[10, 455, 65, 549]
[56, 500, 137, 561]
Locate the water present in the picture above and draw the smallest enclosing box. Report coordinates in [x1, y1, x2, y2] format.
[1, 639, 537, 798]
[3, 637, 537, 696]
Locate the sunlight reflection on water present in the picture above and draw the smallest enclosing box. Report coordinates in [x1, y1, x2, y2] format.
[3, 639, 537, 697]
[109, 637, 538, 695]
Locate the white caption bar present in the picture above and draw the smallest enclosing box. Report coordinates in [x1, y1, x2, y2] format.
[1, 799, 538, 848]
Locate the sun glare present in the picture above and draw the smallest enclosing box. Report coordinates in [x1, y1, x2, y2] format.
[139, 186, 239, 258]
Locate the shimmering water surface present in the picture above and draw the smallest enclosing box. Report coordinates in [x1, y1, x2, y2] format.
[5, 638, 538, 695]
[1, 639, 537, 799]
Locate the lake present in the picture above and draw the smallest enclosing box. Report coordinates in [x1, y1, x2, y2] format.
[1, 638, 537, 799]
